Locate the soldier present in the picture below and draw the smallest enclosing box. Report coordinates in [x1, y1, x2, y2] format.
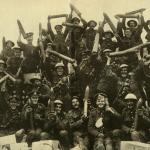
[121, 13, 144, 44]
[17, 31, 41, 74]
[99, 29, 118, 52]
[21, 90, 46, 131]
[134, 54, 150, 101]
[66, 96, 89, 149]
[44, 99, 70, 149]
[121, 93, 150, 142]
[44, 43, 60, 83]
[88, 92, 121, 150]
[83, 20, 97, 51]
[68, 16, 87, 60]
[6, 47, 23, 76]
[29, 74, 50, 106]
[1, 40, 15, 61]
[47, 19, 69, 56]
[52, 62, 72, 111]
[0, 94, 21, 135]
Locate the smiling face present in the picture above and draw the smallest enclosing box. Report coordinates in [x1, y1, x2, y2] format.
[72, 98, 80, 109]
[9, 99, 18, 110]
[126, 99, 136, 109]
[96, 94, 107, 109]
[30, 93, 39, 105]
[121, 67, 128, 78]
[56, 66, 64, 76]
[55, 103, 63, 114]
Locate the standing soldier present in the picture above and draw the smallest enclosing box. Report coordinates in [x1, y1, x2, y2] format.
[1, 40, 15, 61]
[68, 16, 87, 61]
[47, 19, 69, 56]
[66, 96, 89, 149]
[121, 93, 150, 142]
[17, 31, 41, 74]
[6, 47, 23, 76]
[83, 20, 97, 51]
[21, 90, 46, 131]
[100, 29, 118, 52]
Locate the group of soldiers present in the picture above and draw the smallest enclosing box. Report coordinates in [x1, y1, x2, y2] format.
[1, 4, 150, 150]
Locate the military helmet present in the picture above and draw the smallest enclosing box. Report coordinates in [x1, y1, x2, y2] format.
[30, 74, 41, 82]
[120, 64, 128, 69]
[0, 59, 5, 65]
[6, 40, 15, 47]
[54, 99, 63, 105]
[55, 62, 65, 68]
[124, 93, 137, 101]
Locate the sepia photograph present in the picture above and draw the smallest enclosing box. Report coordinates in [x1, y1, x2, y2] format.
[0, 0, 150, 149]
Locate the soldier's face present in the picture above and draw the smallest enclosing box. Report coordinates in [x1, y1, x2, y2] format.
[129, 22, 136, 28]
[121, 68, 128, 78]
[73, 20, 80, 25]
[0, 64, 5, 72]
[72, 99, 80, 109]
[14, 50, 21, 58]
[124, 30, 132, 38]
[9, 101, 18, 110]
[6, 42, 14, 48]
[56, 67, 64, 76]
[89, 22, 96, 28]
[104, 33, 112, 39]
[126, 99, 136, 109]
[96, 95, 106, 109]
[55, 104, 62, 114]
[56, 28, 62, 34]
[33, 79, 41, 86]
[27, 36, 33, 43]
[31, 94, 39, 105]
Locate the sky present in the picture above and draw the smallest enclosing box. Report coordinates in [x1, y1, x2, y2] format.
[0, 0, 150, 49]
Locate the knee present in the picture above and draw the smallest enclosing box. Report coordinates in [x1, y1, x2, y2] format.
[59, 130, 68, 137]
[94, 139, 105, 150]
[112, 129, 122, 139]
[131, 131, 140, 141]
[105, 137, 112, 145]
[40, 132, 50, 140]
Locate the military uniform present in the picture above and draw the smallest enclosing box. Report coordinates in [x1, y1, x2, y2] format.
[47, 22, 69, 56]
[88, 107, 121, 150]
[21, 102, 46, 131]
[17, 41, 41, 73]
[67, 107, 89, 149]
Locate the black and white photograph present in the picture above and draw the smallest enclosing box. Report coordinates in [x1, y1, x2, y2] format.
[0, 0, 150, 149]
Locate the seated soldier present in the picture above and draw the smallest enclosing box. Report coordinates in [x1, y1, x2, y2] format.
[88, 92, 121, 150]
[21, 90, 46, 131]
[66, 96, 89, 150]
[0, 94, 21, 135]
[121, 93, 150, 142]
[83, 20, 97, 51]
[44, 99, 70, 150]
